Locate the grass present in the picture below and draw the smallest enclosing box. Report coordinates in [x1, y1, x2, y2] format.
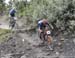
[0, 28, 12, 43]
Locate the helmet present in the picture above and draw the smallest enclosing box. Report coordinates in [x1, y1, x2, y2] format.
[42, 19, 48, 23]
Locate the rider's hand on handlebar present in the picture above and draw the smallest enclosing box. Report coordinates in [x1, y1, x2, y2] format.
[38, 29, 42, 33]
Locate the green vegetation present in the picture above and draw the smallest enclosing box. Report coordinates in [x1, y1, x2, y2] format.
[0, 0, 75, 34]
[0, 0, 6, 14]
[15, 0, 75, 33]
[0, 28, 11, 43]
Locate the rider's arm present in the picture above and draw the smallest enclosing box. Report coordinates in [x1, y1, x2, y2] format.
[46, 22, 53, 30]
[38, 23, 42, 33]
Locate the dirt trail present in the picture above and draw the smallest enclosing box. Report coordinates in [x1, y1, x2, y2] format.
[0, 16, 75, 58]
[0, 16, 10, 29]
[0, 22, 10, 29]
[0, 24, 61, 58]
[0, 31, 58, 58]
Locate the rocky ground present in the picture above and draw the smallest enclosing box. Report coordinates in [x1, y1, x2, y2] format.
[0, 16, 75, 58]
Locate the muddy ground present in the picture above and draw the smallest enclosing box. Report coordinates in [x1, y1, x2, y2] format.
[0, 29, 75, 58]
[0, 16, 75, 58]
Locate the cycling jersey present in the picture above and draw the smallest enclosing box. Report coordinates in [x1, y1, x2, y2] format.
[9, 9, 16, 17]
[38, 20, 49, 30]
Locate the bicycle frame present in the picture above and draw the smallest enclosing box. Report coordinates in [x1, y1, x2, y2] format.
[44, 26, 52, 45]
[9, 17, 16, 29]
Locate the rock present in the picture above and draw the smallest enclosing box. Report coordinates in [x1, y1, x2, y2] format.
[73, 39, 75, 44]
[21, 55, 26, 58]
[1, 54, 12, 58]
[55, 52, 59, 55]
[60, 38, 65, 41]
[22, 39, 25, 43]
[57, 42, 62, 46]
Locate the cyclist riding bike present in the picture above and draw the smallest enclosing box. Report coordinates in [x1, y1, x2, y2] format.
[9, 7, 16, 29]
[38, 18, 53, 50]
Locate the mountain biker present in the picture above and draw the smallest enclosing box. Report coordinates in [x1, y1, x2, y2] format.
[38, 18, 51, 41]
[38, 18, 53, 50]
[9, 7, 16, 18]
[9, 7, 16, 29]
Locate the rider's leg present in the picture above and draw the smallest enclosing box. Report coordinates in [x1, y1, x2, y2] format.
[39, 32, 43, 40]
[9, 17, 15, 29]
[47, 36, 54, 50]
[39, 32, 46, 44]
[12, 22, 15, 29]
[47, 36, 53, 45]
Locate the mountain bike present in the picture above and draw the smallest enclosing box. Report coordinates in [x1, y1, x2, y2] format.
[40, 25, 53, 50]
[9, 17, 17, 29]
